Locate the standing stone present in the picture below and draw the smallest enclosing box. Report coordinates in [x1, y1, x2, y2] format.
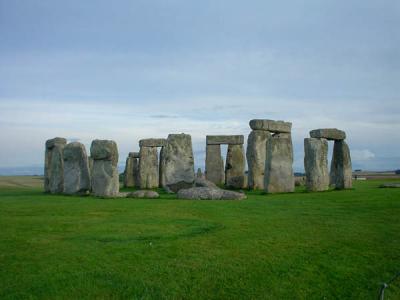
[139, 146, 159, 189]
[44, 137, 67, 194]
[246, 130, 271, 189]
[205, 144, 225, 185]
[225, 144, 245, 189]
[304, 138, 329, 192]
[160, 133, 195, 192]
[330, 140, 352, 189]
[196, 168, 203, 178]
[90, 140, 119, 197]
[264, 133, 295, 193]
[159, 147, 165, 188]
[124, 153, 139, 188]
[63, 142, 91, 195]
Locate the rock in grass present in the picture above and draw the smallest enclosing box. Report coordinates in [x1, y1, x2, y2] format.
[177, 187, 246, 200]
[379, 183, 400, 188]
[127, 190, 160, 199]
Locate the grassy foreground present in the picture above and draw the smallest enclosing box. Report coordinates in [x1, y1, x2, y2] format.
[0, 179, 399, 299]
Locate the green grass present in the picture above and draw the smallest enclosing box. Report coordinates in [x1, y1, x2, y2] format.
[1, 180, 400, 299]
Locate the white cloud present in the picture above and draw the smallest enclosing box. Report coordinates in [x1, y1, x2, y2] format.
[352, 149, 376, 161]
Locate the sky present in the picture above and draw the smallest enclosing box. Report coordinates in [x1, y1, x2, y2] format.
[0, 0, 399, 174]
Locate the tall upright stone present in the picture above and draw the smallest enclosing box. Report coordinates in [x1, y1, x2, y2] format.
[160, 133, 195, 192]
[44, 137, 67, 194]
[124, 152, 139, 188]
[225, 144, 245, 189]
[90, 140, 119, 197]
[159, 147, 166, 187]
[246, 130, 271, 189]
[139, 146, 159, 189]
[304, 138, 329, 192]
[264, 133, 294, 193]
[330, 140, 352, 189]
[63, 142, 91, 195]
[205, 144, 225, 185]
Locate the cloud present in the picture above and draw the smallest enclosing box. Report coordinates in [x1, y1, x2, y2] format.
[352, 149, 376, 161]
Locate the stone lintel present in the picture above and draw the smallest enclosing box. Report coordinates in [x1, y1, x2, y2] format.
[206, 135, 244, 145]
[249, 119, 292, 133]
[139, 138, 167, 147]
[310, 128, 346, 140]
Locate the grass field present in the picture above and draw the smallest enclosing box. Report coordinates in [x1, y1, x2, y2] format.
[0, 178, 399, 299]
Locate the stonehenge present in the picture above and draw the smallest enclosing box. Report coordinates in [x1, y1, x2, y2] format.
[124, 152, 139, 188]
[44, 137, 67, 194]
[63, 142, 91, 195]
[90, 139, 120, 197]
[43, 121, 353, 198]
[246, 119, 294, 192]
[206, 135, 245, 189]
[160, 133, 195, 192]
[304, 128, 352, 191]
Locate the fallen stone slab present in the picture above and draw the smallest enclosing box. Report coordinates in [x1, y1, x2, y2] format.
[206, 135, 244, 145]
[379, 183, 400, 188]
[194, 177, 218, 189]
[139, 138, 167, 147]
[310, 128, 346, 141]
[249, 119, 292, 133]
[177, 187, 246, 200]
[127, 190, 160, 198]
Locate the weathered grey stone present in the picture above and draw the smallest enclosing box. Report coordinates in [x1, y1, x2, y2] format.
[127, 190, 160, 199]
[264, 133, 295, 193]
[304, 138, 329, 192]
[330, 140, 352, 189]
[124, 156, 139, 188]
[295, 176, 305, 187]
[90, 140, 119, 197]
[45, 137, 67, 149]
[246, 130, 271, 190]
[177, 187, 246, 200]
[160, 133, 195, 192]
[139, 146, 159, 189]
[249, 119, 292, 133]
[139, 138, 167, 147]
[159, 147, 165, 188]
[196, 168, 203, 178]
[63, 142, 91, 195]
[194, 177, 218, 189]
[88, 157, 94, 176]
[310, 128, 346, 141]
[129, 152, 140, 158]
[44, 137, 67, 193]
[225, 144, 245, 189]
[205, 144, 225, 185]
[206, 135, 244, 145]
[91, 139, 119, 165]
